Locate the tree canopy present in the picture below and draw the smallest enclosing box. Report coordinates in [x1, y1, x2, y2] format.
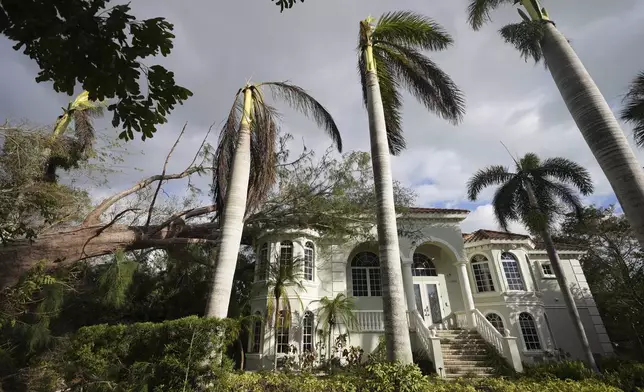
[0, 0, 192, 141]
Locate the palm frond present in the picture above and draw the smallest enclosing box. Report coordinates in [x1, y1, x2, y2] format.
[373, 11, 453, 51]
[516, 178, 557, 231]
[467, 0, 513, 30]
[541, 179, 585, 219]
[536, 157, 593, 195]
[361, 50, 406, 155]
[517, 152, 541, 171]
[491, 175, 521, 231]
[466, 165, 514, 201]
[499, 21, 546, 66]
[248, 90, 279, 214]
[621, 72, 644, 147]
[212, 91, 242, 216]
[263, 82, 342, 152]
[376, 44, 465, 125]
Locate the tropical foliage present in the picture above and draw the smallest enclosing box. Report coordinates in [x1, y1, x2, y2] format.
[313, 293, 359, 359]
[621, 71, 644, 146]
[467, 153, 598, 370]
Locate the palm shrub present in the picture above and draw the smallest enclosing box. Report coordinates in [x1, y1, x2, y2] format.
[205, 82, 341, 319]
[621, 72, 644, 146]
[312, 293, 358, 361]
[466, 0, 644, 250]
[357, 11, 465, 363]
[467, 153, 598, 371]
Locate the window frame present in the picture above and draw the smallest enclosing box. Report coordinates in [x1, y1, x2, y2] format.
[518, 312, 542, 351]
[276, 310, 290, 354]
[412, 253, 438, 277]
[302, 311, 314, 352]
[256, 243, 269, 282]
[250, 311, 263, 353]
[279, 240, 294, 267]
[350, 251, 382, 297]
[540, 262, 556, 279]
[500, 252, 526, 291]
[485, 312, 505, 335]
[304, 241, 315, 281]
[470, 254, 496, 293]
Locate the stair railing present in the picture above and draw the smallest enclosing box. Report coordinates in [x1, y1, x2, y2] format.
[410, 310, 445, 377]
[471, 309, 523, 372]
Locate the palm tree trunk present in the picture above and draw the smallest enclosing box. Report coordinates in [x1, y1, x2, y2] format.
[525, 184, 599, 372]
[274, 296, 281, 371]
[204, 88, 253, 318]
[363, 47, 413, 364]
[541, 23, 644, 250]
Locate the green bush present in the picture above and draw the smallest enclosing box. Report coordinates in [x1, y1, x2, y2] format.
[215, 363, 621, 392]
[523, 360, 595, 381]
[59, 316, 239, 392]
[598, 358, 644, 391]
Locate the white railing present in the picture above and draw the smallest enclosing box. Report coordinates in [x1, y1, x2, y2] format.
[355, 311, 384, 331]
[453, 311, 469, 329]
[411, 310, 445, 377]
[472, 309, 504, 354]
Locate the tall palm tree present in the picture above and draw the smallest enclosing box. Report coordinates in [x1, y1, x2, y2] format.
[467, 152, 599, 372]
[45, 90, 105, 182]
[205, 82, 342, 319]
[621, 72, 644, 147]
[467, 0, 644, 250]
[265, 255, 306, 371]
[312, 293, 359, 361]
[357, 11, 465, 363]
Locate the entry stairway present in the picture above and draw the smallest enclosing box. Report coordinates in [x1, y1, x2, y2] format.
[436, 329, 494, 378]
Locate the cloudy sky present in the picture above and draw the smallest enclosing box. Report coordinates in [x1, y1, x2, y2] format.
[2, 0, 644, 234]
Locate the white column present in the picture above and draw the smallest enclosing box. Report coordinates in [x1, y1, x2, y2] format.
[401, 260, 417, 312]
[455, 260, 476, 328]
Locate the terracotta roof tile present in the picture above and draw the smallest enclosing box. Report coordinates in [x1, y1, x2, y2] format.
[463, 229, 531, 243]
[408, 207, 470, 214]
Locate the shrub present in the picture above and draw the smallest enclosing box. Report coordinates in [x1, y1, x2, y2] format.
[360, 362, 428, 392]
[60, 316, 239, 391]
[523, 360, 595, 381]
[598, 358, 644, 391]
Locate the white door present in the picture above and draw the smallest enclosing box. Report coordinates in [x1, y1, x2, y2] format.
[413, 278, 449, 326]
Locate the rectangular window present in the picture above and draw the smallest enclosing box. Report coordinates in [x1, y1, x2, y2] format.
[541, 263, 554, 277]
[277, 314, 290, 354]
[251, 320, 262, 353]
[503, 261, 526, 290]
[352, 268, 369, 297]
[304, 246, 314, 281]
[472, 263, 495, 292]
[302, 314, 313, 352]
[368, 268, 382, 296]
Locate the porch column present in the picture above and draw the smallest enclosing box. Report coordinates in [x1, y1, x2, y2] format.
[455, 260, 476, 328]
[401, 260, 417, 312]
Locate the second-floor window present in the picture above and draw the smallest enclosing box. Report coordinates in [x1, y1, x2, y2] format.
[280, 241, 293, 267]
[471, 254, 495, 293]
[304, 241, 315, 281]
[501, 252, 526, 291]
[412, 253, 437, 276]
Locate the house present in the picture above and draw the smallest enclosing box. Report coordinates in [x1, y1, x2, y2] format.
[245, 207, 613, 376]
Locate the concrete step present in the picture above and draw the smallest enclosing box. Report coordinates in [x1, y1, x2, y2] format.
[443, 360, 488, 367]
[444, 366, 494, 374]
[441, 347, 489, 354]
[444, 372, 494, 379]
[440, 339, 486, 345]
[442, 354, 487, 361]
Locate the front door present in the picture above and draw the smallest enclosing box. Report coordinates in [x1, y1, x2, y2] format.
[413, 279, 448, 326]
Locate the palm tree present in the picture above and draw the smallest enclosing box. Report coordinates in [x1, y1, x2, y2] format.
[621, 72, 644, 147]
[265, 255, 306, 370]
[466, 152, 599, 372]
[357, 11, 465, 363]
[466, 0, 644, 250]
[44, 90, 105, 182]
[312, 293, 359, 361]
[205, 82, 342, 320]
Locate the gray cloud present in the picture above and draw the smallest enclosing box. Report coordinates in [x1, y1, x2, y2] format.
[1, 0, 643, 234]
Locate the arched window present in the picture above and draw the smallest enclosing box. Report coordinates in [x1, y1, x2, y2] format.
[412, 253, 437, 276]
[302, 311, 314, 352]
[304, 242, 315, 281]
[250, 311, 262, 353]
[257, 243, 269, 281]
[277, 310, 290, 354]
[519, 312, 542, 350]
[280, 240, 293, 267]
[351, 252, 381, 297]
[485, 313, 505, 335]
[501, 252, 526, 291]
[471, 254, 495, 293]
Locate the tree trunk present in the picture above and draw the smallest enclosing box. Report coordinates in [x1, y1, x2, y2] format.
[0, 222, 218, 291]
[525, 184, 599, 372]
[205, 88, 253, 319]
[363, 50, 413, 363]
[541, 23, 644, 250]
[274, 295, 281, 371]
